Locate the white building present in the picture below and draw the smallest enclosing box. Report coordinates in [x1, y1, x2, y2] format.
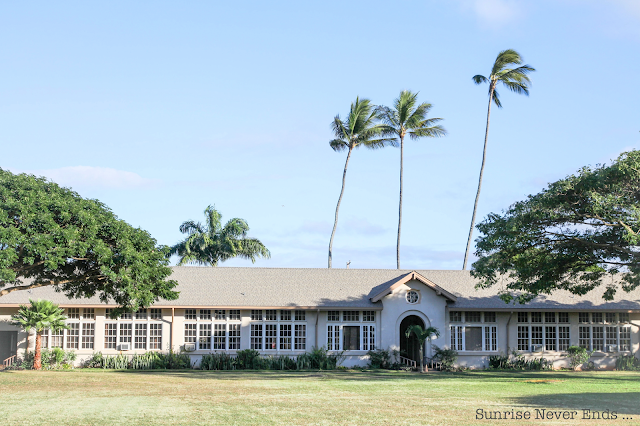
[1, 267, 638, 369]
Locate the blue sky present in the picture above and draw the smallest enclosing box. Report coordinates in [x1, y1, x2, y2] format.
[2, 0, 639, 270]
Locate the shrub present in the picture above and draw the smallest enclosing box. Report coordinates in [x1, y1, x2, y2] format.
[84, 351, 191, 370]
[566, 346, 593, 370]
[432, 346, 458, 372]
[488, 350, 552, 371]
[616, 355, 640, 371]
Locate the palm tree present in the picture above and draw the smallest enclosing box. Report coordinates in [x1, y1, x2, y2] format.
[405, 324, 440, 372]
[171, 205, 270, 266]
[11, 299, 68, 370]
[462, 50, 535, 270]
[378, 91, 446, 269]
[327, 97, 395, 268]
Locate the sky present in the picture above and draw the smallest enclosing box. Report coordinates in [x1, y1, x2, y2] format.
[1, 0, 639, 270]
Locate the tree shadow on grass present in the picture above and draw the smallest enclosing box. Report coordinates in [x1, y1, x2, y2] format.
[509, 392, 640, 417]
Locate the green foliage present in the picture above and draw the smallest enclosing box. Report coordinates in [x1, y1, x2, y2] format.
[202, 346, 344, 371]
[404, 325, 441, 372]
[84, 351, 192, 370]
[170, 205, 270, 266]
[11, 299, 68, 334]
[432, 346, 458, 372]
[472, 49, 535, 108]
[473, 150, 640, 302]
[615, 355, 640, 371]
[0, 169, 178, 310]
[566, 346, 593, 370]
[14, 348, 77, 370]
[366, 348, 394, 369]
[487, 351, 552, 371]
[329, 97, 394, 152]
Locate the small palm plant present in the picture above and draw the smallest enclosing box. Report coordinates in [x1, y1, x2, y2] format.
[405, 324, 440, 372]
[171, 205, 270, 266]
[377, 91, 446, 269]
[11, 299, 68, 370]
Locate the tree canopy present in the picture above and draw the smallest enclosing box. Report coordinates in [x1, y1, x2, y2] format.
[472, 150, 640, 303]
[0, 169, 178, 310]
[171, 205, 270, 266]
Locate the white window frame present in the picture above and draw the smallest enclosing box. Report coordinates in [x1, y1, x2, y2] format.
[325, 311, 377, 352]
[184, 309, 243, 351]
[104, 308, 163, 351]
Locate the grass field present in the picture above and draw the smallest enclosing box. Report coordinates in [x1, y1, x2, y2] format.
[1, 369, 639, 425]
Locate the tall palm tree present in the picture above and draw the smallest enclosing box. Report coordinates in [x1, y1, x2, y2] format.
[327, 97, 395, 268]
[405, 324, 440, 372]
[462, 49, 535, 270]
[171, 205, 270, 266]
[11, 299, 68, 370]
[378, 91, 446, 269]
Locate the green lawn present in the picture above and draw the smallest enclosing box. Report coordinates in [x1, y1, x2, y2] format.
[1, 369, 639, 425]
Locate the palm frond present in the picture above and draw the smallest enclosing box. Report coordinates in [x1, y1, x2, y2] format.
[491, 49, 523, 75]
[178, 220, 203, 235]
[473, 74, 488, 85]
[330, 139, 348, 152]
[409, 124, 447, 139]
[491, 88, 502, 108]
[502, 80, 530, 96]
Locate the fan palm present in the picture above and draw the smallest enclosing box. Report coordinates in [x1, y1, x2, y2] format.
[405, 324, 440, 372]
[378, 91, 446, 269]
[462, 49, 535, 270]
[11, 299, 68, 370]
[171, 205, 270, 266]
[327, 97, 395, 268]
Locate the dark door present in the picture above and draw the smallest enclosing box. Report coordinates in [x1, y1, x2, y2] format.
[0, 331, 18, 363]
[400, 316, 425, 362]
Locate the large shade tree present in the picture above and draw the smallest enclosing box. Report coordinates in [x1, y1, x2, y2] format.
[171, 205, 270, 266]
[0, 170, 178, 311]
[378, 91, 446, 269]
[462, 49, 535, 270]
[11, 299, 68, 370]
[327, 97, 394, 268]
[472, 150, 640, 304]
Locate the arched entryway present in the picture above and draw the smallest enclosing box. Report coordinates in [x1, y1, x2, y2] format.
[400, 315, 425, 363]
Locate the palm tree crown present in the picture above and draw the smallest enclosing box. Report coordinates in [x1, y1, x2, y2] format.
[463, 50, 535, 270]
[327, 97, 395, 268]
[171, 205, 270, 266]
[405, 324, 441, 372]
[377, 90, 446, 269]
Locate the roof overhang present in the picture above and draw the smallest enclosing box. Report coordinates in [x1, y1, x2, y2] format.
[370, 271, 457, 303]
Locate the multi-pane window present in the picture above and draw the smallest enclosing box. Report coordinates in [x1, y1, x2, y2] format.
[119, 323, 132, 345]
[518, 312, 528, 323]
[484, 312, 496, 323]
[251, 324, 263, 350]
[265, 310, 278, 321]
[579, 313, 590, 323]
[265, 324, 277, 350]
[517, 326, 529, 351]
[83, 308, 95, 320]
[200, 323, 212, 350]
[343, 326, 360, 350]
[578, 323, 631, 351]
[229, 310, 241, 321]
[66, 323, 80, 349]
[294, 325, 306, 350]
[343, 311, 359, 322]
[67, 308, 80, 319]
[558, 312, 569, 323]
[184, 324, 197, 344]
[81, 323, 95, 349]
[213, 310, 224, 320]
[327, 311, 340, 321]
[592, 313, 603, 324]
[213, 324, 225, 350]
[280, 324, 292, 350]
[200, 310, 212, 320]
[362, 325, 375, 351]
[185, 309, 197, 320]
[105, 324, 117, 349]
[531, 326, 543, 348]
[449, 325, 497, 352]
[545, 326, 557, 351]
[605, 313, 617, 323]
[229, 324, 241, 350]
[278, 310, 291, 321]
[606, 326, 617, 349]
[579, 327, 591, 349]
[592, 326, 604, 351]
[362, 311, 375, 322]
[545, 312, 556, 323]
[518, 324, 571, 352]
[450, 311, 462, 322]
[150, 309, 162, 320]
[149, 324, 162, 350]
[485, 326, 497, 351]
[559, 326, 570, 350]
[121, 312, 133, 320]
[135, 309, 147, 320]
[251, 310, 262, 321]
[135, 324, 147, 350]
[620, 326, 631, 351]
[466, 312, 481, 323]
[295, 310, 306, 321]
[51, 329, 63, 348]
[531, 312, 542, 323]
[325, 311, 379, 351]
[619, 313, 630, 323]
[327, 325, 340, 350]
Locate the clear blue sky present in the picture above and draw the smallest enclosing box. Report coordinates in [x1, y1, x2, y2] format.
[2, 1, 639, 270]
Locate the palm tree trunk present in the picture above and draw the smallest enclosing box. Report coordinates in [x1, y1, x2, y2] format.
[463, 85, 494, 270]
[328, 148, 353, 268]
[34, 331, 42, 370]
[397, 135, 404, 270]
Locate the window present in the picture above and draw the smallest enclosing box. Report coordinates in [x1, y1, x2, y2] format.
[229, 310, 241, 321]
[295, 310, 305, 321]
[531, 326, 543, 347]
[251, 310, 262, 321]
[605, 313, 616, 323]
[545, 326, 556, 351]
[579, 326, 591, 349]
[149, 324, 162, 350]
[135, 309, 147, 320]
[484, 312, 496, 323]
[279, 324, 292, 350]
[620, 326, 631, 351]
[485, 326, 497, 351]
[559, 326, 570, 351]
[592, 313, 603, 324]
[465, 312, 481, 323]
[579, 313, 590, 323]
[83, 308, 95, 320]
[464, 327, 482, 351]
[545, 312, 556, 323]
[51, 329, 63, 348]
[265, 310, 277, 321]
[82, 323, 95, 349]
[229, 324, 241, 350]
[184, 324, 197, 344]
[592, 326, 604, 351]
[518, 312, 528, 323]
[362, 311, 375, 322]
[200, 309, 212, 320]
[119, 323, 132, 346]
[343, 326, 360, 350]
[121, 312, 133, 320]
[185, 309, 197, 320]
[578, 323, 630, 351]
[150, 309, 162, 320]
[135, 324, 147, 349]
[265, 324, 277, 350]
[531, 312, 542, 323]
[327, 325, 340, 350]
[212, 309, 224, 320]
[517, 326, 529, 351]
[66, 323, 79, 349]
[606, 326, 617, 350]
[279, 310, 291, 321]
[105, 309, 117, 320]
[449, 311, 462, 323]
[212, 324, 224, 350]
[343, 311, 359, 322]
[363, 325, 375, 351]
[619, 313, 630, 323]
[450, 326, 462, 351]
[327, 311, 340, 322]
[406, 290, 419, 304]
[67, 308, 80, 319]
[105, 324, 117, 349]
[558, 312, 569, 323]
[200, 323, 212, 350]
[251, 324, 263, 350]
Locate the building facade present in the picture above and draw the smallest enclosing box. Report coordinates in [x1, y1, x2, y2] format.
[1, 267, 639, 369]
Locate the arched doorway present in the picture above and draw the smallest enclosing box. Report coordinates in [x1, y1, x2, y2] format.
[400, 315, 425, 363]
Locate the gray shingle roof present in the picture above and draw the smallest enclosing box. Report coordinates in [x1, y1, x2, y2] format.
[1, 267, 639, 311]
